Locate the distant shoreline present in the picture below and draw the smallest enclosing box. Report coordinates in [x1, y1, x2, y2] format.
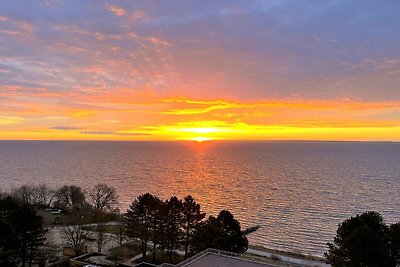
[0, 139, 399, 143]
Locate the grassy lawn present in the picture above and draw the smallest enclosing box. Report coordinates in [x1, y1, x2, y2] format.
[37, 209, 72, 227]
[38, 207, 119, 228]
[81, 224, 122, 234]
[108, 241, 142, 258]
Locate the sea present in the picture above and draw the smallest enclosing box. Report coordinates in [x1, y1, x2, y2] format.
[0, 140, 399, 256]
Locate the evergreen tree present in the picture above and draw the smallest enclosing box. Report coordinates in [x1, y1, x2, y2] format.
[0, 197, 47, 267]
[190, 216, 226, 253]
[0, 214, 19, 266]
[390, 222, 400, 265]
[325, 211, 395, 267]
[217, 210, 248, 253]
[165, 196, 183, 262]
[125, 193, 154, 258]
[181, 195, 205, 258]
[148, 195, 163, 263]
[191, 210, 248, 254]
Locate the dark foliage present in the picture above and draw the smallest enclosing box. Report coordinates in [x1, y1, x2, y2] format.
[125, 193, 156, 258]
[325, 211, 399, 267]
[55, 185, 85, 210]
[390, 222, 400, 265]
[182, 195, 205, 258]
[125, 194, 247, 264]
[0, 196, 47, 267]
[191, 210, 248, 254]
[164, 196, 183, 262]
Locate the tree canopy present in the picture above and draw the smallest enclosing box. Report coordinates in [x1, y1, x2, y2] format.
[390, 222, 400, 265]
[125, 194, 247, 264]
[126, 193, 156, 258]
[55, 185, 86, 209]
[89, 183, 119, 212]
[0, 196, 47, 267]
[182, 195, 205, 258]
[325, 211, 400, 267]
[191, 210, 248, 254]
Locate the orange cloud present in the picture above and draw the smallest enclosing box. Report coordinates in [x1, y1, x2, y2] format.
[2, 86, 400, 141]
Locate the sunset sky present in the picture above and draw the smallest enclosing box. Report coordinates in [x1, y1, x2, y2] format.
[1, 0, 399, 141]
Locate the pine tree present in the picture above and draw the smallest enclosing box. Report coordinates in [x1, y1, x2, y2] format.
[0, 197, 47, 267]
[182, 195, 205, 258]
[165, 196, 183, 262]
[126, 193, 154, 258]
[325, 211, 395, 267]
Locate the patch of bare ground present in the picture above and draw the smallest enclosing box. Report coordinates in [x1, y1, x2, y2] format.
[249, 245, 325, 262]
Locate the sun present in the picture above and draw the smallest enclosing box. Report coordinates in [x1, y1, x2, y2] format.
[189, 137, 211, 142]
[168, 126, 220, 141]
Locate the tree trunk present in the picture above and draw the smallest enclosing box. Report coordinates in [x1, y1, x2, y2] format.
[169, 239, 173, 263]
[29, 243, 34, 267]
[143, 236, 148, 258]
[152, 230, 156, 263]
[184, 228, 189, 258]
[21, 238, 26, 267]
[142, 239, 146, 258]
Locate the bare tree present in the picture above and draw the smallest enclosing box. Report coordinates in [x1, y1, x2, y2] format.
[35, 184, 55, 208]
[89, 184, 118, 212]
[55, 185, 85, 209]
[95, 222, 112, 253]
[11, 184, 55, 207]
[115, 215, 127, 247]
[12, 185, 35, 204]
[63, 225, 88, 256]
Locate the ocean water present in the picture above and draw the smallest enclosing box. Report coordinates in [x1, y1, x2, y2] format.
[0, 140, 399, 256]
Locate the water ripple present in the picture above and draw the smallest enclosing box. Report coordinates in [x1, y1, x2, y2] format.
[0, 141, 399, 256]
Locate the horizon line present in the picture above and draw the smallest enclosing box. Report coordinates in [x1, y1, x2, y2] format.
[0, 139, 399, 143]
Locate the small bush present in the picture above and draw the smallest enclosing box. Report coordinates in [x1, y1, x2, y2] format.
[270, 254, 281, 261]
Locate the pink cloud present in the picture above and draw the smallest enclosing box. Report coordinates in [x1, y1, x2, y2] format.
[130, 11, 146, 21]
[0, 15, 34, 37]
[108, 5, 126, 17]
[147, 36, 170, 46]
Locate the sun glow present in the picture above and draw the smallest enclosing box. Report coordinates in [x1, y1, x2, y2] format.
[176, 127, 220, 141]
[179, 127, 221, 134]
[189, 137, 211, 142]
[156, 124, 247, 141]
[1, 94, 400, 141]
